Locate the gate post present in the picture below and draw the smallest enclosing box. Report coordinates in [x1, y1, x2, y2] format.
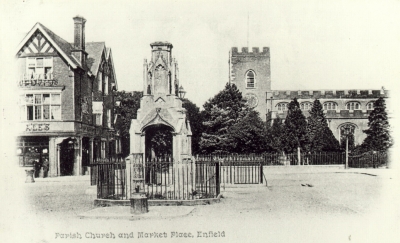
[259, 163, 263, 184]
[215, 161, 220, 196]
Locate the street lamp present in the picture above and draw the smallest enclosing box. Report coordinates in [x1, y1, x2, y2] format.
[343, 126, 351, 169]
[178, 85, 186, 99]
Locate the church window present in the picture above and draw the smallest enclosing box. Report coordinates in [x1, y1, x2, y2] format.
[366, 102, 374, 110]
[277, 103, 288, 111]
[300, 102, 312, 110]
[323, 102, 337, 110]
[246, 70, 255, 88]
[346, 102, 361, 110]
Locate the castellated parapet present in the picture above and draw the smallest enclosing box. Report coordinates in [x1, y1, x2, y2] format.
[267, 89, 388, 100]
[231, 47, 270, 56]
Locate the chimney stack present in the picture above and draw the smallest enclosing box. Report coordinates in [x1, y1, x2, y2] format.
[72, 16, 87, 67]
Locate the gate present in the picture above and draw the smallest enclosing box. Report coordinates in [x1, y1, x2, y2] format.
[231, 162, 261, 184]
[196, 155, 264, 185]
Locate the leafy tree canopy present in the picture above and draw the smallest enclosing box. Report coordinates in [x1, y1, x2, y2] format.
[114, 91, 143, 157]
[200, 83, 268, 154]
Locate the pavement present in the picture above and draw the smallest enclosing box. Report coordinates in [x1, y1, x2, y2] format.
[3, 167, 400, 243]
[79, 205, 195, 220]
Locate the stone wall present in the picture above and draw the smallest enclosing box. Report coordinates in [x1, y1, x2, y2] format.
[229, 47, 271, 121]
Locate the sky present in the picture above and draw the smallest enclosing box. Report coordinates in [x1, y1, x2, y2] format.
[1, 0, 400, 108]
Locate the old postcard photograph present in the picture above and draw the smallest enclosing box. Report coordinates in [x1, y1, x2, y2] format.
[1, 0, 399, 242]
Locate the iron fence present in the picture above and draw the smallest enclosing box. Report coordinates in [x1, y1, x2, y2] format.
[195, 152, 346, 166]
[90, 157, 124, 186]
[94, 155, 220, 200]
[349, 151, 388, 168]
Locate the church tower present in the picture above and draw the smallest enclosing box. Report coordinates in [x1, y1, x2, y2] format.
[229, 47, 271, 121]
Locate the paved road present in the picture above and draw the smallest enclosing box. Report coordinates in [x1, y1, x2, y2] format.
[4, 169, 399, 243]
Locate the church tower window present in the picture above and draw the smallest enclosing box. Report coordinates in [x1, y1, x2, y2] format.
[246, 70, 255, 88]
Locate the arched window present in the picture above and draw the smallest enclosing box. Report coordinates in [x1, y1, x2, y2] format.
[323, 102, 337, 110]
[300, 102, 312, 110]
[246, 70, 255, 88]
[277, 103, 289, 111]
[366, 102, 374, 110]
[346, 102, 361, 110]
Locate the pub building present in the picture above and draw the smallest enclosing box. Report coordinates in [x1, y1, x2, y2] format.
[16, 16, 121, 177]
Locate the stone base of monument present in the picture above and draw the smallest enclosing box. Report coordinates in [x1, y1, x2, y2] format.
[25, 169, 35, 183]
[130, 193, 148, 214]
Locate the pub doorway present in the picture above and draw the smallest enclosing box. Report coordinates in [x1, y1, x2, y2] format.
[59, 138, 75, 176]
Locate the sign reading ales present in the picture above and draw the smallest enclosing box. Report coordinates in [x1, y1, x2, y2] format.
[26, 123, 50, 132]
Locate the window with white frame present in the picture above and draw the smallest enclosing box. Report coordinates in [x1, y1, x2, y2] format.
[101, 141, 106, 158]
[323, 102, 337, 110]
[98, 72, 102, 92]
[246, 70, 255, 88]
[366, 102, 374, 110]
[104, 76, 108, 95]
[26, 57, 53, 79]
[346, 102, 361, 110]
[20, 93, 61, 120]
[300, 102, 312, 110]
[107, 109, 111, 128]
[95, 114, 102, 126]
[277, 103, 289, 111]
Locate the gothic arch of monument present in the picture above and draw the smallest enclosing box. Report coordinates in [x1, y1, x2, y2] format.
[129, 42, 192, 163]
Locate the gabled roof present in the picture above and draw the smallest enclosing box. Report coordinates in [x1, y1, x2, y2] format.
[85, 42, 106, 75]
[16, 22, 80, 69]
[106, 48, 118, 91]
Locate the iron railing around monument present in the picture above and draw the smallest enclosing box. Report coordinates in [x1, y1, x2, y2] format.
[94, 155, 221, 200]
[89, 157, 124, 186]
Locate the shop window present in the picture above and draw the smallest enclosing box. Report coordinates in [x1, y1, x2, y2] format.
[323, 102, 337, 110]
[346, 102, 361, 110]
[21, 93, 61, 121]
[246, 70, 255, 88]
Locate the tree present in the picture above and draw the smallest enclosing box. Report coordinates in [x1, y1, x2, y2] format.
[362, 97, 392, 152]
[281, 98, 307, 153]
[181, 98, 204, 154]
[114, 91, 143, 157]
[200, 83, 268, 154]
[306, 99, 340, 152]
[230, 109, 268, 153]
[199, 105, 236, 153]
[267, 115, 284, 152]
